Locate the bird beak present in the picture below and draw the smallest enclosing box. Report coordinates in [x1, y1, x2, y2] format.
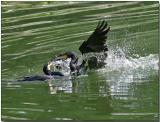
[53, 55, 68, 61]
[63, 55, 68, 60]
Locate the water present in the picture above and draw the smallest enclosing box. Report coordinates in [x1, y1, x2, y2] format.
[1, 1, 159, 120]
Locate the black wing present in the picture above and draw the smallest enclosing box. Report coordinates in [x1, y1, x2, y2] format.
[79, 20, 110, 54]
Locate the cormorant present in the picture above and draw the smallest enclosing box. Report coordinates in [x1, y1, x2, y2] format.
[44, 20, 110, 76]
[19, 20, 110, 81]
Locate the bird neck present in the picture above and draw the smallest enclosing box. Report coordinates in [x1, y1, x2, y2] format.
[43, 64, 51, 75]
[71, 57, 78, 64]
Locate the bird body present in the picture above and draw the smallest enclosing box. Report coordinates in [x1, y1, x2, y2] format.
[43, 20, 110, 76]
[19, 20, 110, 81]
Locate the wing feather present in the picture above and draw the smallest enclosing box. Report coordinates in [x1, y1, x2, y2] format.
[79, 20, 110, 54]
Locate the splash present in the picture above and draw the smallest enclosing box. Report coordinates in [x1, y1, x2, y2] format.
[104, 48, 159, 71]
[97, 47, 158, 84]
[95, 48, 159, 98]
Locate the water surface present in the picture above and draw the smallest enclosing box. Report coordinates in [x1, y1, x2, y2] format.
[1, 1, 159, 121]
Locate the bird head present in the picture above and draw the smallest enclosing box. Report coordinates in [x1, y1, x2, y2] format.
[53, 51, 76, 61]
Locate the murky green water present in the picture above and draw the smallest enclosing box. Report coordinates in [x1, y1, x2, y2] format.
[1, 1, 159, 121]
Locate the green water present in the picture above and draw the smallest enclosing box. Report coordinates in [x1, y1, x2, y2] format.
[1, 1, 159, 121]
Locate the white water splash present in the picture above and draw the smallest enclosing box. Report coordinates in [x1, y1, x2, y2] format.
[96, 48, 158, 97]
[101, 47, 159, 72]
[99, 51, 159, 81]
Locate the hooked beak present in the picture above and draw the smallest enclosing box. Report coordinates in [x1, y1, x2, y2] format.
[52, 55, 68, 61]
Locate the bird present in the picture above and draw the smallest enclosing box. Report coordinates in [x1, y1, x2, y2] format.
[19, 20, 110, 81]
[43, 20, 110, 76]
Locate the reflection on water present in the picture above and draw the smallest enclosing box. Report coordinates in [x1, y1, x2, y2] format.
[48, 79, 72, 94]
[2, 1, 159, 121]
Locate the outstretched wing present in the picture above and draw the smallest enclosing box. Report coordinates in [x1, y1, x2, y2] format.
[79, 20, 110, 54]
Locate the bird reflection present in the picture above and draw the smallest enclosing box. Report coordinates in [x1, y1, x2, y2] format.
[48, 71, 113, 114]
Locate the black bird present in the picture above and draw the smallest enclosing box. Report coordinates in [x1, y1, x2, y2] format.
[43, 51, 86, 76]
[19, 20, 110, 81]
[44, 20, 110, 76]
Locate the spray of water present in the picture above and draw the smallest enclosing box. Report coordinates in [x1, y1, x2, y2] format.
[95, 47, 158, 96]
[97, 48, 158, 82]
[104, 48, 159, 71]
